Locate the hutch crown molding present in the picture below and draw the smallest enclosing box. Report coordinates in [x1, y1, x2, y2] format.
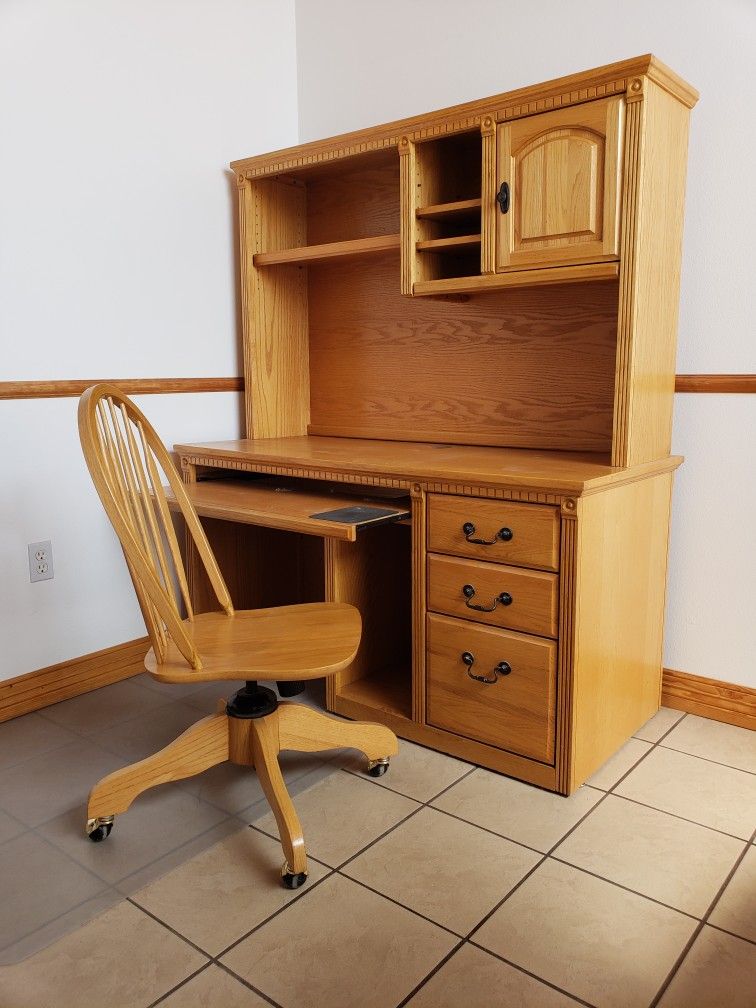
[178, 55, 697, 794]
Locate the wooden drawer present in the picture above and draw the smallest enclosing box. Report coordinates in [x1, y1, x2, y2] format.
[427, 494, 560, 571]
[427, 553, 558, 638]
[427, 613, 556, 763]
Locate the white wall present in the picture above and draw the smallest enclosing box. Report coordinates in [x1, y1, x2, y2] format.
[3, 1, 753, 691]
[295, 0, 756, 687]
[0, 0, 299, 679]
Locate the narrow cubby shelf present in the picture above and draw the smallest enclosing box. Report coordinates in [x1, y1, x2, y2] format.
[416, 233, 482, 253]
[416, 198, 482, 221]
[254, 233, 400, 267]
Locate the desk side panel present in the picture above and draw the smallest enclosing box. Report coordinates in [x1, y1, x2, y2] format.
[569, 471, 674, 789]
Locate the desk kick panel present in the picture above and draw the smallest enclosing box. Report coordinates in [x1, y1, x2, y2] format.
[165, 478, 410, 542]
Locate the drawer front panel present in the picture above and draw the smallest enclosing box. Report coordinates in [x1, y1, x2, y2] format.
[428, 553, 558, 638]
[427, 613, 556, 763]
[428, 494, 560, 571]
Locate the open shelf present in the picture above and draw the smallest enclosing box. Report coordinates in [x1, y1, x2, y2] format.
[254, 234, 400, 267]
[416, 198, 482, 221]
[417, 233, 481, 253]
[413, 261, 620, 295]
[337, 665, 412, 721]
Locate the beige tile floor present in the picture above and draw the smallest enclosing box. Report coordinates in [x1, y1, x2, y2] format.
[0, 679, 754, 1008]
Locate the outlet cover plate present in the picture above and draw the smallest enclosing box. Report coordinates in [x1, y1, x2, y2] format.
[28, 540, 54, 582]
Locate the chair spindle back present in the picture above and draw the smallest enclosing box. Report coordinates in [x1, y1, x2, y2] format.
[78, 384, 233, 670]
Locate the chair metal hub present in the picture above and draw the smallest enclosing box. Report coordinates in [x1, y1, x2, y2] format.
[226, 681, 278, 719]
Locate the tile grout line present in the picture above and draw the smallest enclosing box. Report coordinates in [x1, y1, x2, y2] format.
[5, 703, 751, 1005]
[647, 825, 756, 1008]
[211, 870, 337, 961]
[465, 940, 597, 1008]
[125, 897, 215, 959]
[203, 763, 485, 1005]
[595, 792, 751, 842]
[334, 871, 464, 939]
[92, 814, 239, 895]
[547, 855, 700, 922]
[705, 920, 756, 950]
[145, 961, 214, 1008]
[421, 802, 545, 855]
[213, 959, 287, 1008]
[228, 721, 743, 1008]
[655, 741, 756, 777]
[392, 940, 466, 1008]
[464, 787, 614, 944]
[333, 764, 480, 873]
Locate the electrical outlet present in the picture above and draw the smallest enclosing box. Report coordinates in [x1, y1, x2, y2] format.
[28, 540, 54, 582]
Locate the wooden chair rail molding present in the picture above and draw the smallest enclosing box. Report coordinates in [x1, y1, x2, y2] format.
[1, 637, 753, 731]
[0, 377, 243, 400]
[674, 374, 756, 393]
[0, 375, 753, 400]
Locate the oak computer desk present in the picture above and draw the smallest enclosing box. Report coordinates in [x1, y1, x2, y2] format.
[175, 55, 696, 794]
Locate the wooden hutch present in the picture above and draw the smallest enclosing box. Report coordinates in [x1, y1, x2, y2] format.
[176, 55, 698, 794]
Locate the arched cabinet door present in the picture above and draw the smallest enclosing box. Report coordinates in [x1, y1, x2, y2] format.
[496, 96, 624, 271]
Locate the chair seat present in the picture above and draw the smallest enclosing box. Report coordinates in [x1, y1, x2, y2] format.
[144, 602, 361, 684]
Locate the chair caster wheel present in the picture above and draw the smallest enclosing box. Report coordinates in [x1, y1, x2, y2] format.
[367, 757, 390, 778]
[282, 871, 307, 890]
[280, 862, 307, 890]
[86, 816, 114, 842]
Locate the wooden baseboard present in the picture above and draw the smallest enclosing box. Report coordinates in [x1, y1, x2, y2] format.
[0, 637, 149, 723]
[662, 668, 755, 731]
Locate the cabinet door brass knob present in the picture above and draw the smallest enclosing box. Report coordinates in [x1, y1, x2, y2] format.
[461, 651, 512, 684]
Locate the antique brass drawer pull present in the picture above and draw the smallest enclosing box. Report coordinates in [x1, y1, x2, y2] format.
[461, 521, 514, 546]
[461, 651, 512, 684]
[462, 583, 513, 612]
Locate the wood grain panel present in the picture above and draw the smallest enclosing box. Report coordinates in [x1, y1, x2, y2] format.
[662, 668, 756, 731]
[166, 478, 408, 542]
[0, 378, 242, 400]
[305, 151, 400, 245]
[427, 613, 556, 763]
[0, 637, 148, 723]
[496, 96, 623, 271]
[428, 494, 560, 571]
[614, 81, 691, 466]
[332, 689, 557, 789]
[570, 472, 674, 789]
[427, 553, 559, 638]
[308, 256, 619, 451]
[253, 234, 399, 266]
[243, 178, 309, 438]
[325, 524, 412, 706]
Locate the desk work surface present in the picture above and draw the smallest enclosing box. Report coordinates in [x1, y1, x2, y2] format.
[175, 436, 683, 497]
[165, 476, 410, 542]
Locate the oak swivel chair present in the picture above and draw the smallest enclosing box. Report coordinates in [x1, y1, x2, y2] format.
[78, 384, 397, 889]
